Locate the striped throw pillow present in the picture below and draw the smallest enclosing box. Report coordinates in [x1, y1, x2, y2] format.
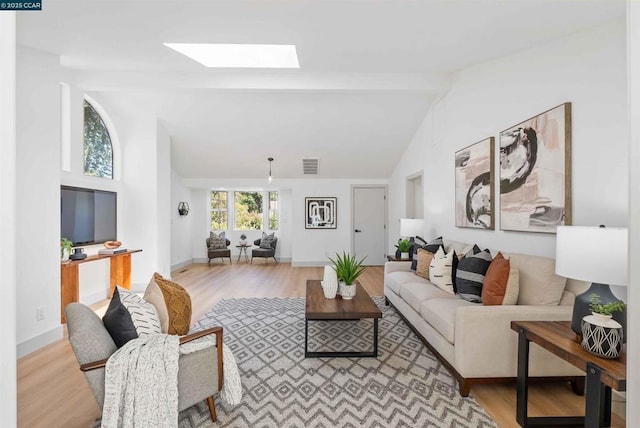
[117, 286, 162, 337]
[429, 248, 455, 294]
[455, 249, 493, 303]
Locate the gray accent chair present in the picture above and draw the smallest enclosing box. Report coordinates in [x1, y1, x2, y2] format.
[64, 302, 224, 422]
[251, 237, 278, 264]
[206, 237, 232, 265]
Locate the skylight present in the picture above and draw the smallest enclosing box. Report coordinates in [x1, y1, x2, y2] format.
[164, 43, 300, 69]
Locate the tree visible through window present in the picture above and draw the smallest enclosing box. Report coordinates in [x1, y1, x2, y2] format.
[211, 191, 228, 230]
[235, 192, 263, 230]
[269, 191, 279, 230]
[83, 100, 113, 179]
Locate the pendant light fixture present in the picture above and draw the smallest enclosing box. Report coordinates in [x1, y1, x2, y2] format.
[268, 157, 274, 183]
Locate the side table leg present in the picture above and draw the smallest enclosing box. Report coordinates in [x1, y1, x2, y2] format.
[373, 318, 379, 357]
[516, 328, 530, 427]
[585, 362, 608, 428]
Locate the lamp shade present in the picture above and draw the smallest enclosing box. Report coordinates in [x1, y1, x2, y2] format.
[400, 219, 423, 238]
[555, 226, 628, 286]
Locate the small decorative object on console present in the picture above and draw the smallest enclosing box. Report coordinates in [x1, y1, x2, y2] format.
[104, 240, 122, 249]
[69, 247, 87, 260]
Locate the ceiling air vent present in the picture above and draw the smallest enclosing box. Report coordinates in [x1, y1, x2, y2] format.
[302, 158, 319, 175]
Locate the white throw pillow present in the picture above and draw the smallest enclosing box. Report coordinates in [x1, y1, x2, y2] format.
[117, 286, 162, 337]
[429, 248, 455, 294]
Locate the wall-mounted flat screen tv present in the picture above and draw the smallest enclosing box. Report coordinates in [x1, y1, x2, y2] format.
[61, 185, 117, 246]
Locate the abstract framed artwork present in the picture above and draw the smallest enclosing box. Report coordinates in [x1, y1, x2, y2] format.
[305, 197, 337, 229]
[455, 137, 495, 229]
[499, 102, 571, 233]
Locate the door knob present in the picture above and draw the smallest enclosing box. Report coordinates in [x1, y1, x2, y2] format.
[354, 229, 362, 232]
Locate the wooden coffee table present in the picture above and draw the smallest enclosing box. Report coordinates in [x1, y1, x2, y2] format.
[304, 279, 382, 358]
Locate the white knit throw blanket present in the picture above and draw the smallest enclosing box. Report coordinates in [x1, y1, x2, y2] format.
[101, 334, 180, 428]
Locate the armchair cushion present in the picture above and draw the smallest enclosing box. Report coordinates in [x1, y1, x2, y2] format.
[208, 231, 227, 249]
[259, 232, 276, 249]
[102, 288, 138, 348]
[149, 273, 192, 335]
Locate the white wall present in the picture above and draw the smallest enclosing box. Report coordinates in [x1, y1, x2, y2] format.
[156, 120, 171, 278]
[182, 178, 387, 266]
[16, 46, 64, 356]
[171, 169, 194, 268]
[389, 19, 628, 257]
[627, 2, 639, 425]
[0, 11, 17, 426]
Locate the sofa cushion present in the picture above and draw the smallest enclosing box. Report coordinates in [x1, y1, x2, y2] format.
[481, 253, 520, 305]
[415, 249, 435, 279]
[456, 249, 493, 303]
[412, 236, 445, 270]
[420, 298, 477, 344]
[386, 271, 429, 295]
[429, 248, 456, 294]
[399, 282, 456, 313]
[510, 253, 566, 305]
[208, 231, 227, 249]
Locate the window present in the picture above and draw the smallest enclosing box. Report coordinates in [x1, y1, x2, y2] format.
[234, 191, 263, 230]
[83, 100, 113, 179]
[210, 191, 228, 230]
[268, 191, 279, 230]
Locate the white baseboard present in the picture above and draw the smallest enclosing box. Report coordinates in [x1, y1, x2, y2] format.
[17, 325, 64, 358]
[80, 290, 109, 306]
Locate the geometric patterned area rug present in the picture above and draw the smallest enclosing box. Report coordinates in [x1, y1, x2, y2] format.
[180, 297, 497, 427]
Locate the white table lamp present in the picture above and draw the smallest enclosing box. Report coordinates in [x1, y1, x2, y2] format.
[555, 225, 628, 339]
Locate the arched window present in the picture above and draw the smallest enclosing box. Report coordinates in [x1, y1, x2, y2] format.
[83, 99, 113, 179]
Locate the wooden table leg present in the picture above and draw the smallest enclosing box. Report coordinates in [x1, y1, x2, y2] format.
[109, 253, 132, 296]
[60, 263, 79, 323]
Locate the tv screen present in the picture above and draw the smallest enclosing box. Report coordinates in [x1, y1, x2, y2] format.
[61, 186, 117, 246]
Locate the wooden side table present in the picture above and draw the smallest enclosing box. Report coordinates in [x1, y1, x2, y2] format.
[511, 320, 626, 428]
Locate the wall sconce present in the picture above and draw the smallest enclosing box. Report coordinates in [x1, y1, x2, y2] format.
[178, 202, 190, 216]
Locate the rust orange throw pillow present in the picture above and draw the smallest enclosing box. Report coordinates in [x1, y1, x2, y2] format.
[481, 253, 519, 305]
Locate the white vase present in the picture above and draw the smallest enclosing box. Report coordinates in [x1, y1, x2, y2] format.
[338, 282, 356, 300]
[321, 281, 338, 299]
[400, 252, 409, 259]
[239, 239, 247, 246]
[581, 312, 623, 358]
[61, 248, 70, 262]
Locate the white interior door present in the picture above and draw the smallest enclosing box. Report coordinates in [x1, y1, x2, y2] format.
[353, 186, 387, 266]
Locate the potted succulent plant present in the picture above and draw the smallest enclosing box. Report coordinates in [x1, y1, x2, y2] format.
[61, 238, 73, 261]
[328, 251, 367, 300]
[580, 294, 626, 358]
[395, 238, 411, 259]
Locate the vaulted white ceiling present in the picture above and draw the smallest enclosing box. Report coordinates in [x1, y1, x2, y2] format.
[17, 0, 625, 179]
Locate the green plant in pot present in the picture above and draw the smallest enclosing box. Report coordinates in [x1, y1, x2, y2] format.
[61, 238, 73, 261]
[395, 238, 411, 259]
[581, 293, 626, 358]
[328, 251, 367, 300]
[589, 293, 626, 316]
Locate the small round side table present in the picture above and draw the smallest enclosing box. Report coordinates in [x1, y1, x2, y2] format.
[236, 245, 251, 263]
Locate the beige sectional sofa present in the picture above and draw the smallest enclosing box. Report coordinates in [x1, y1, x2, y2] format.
[384, 239, 587, 396]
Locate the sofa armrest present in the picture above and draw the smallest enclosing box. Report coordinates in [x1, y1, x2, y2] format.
[453, 305, 580, 378]
[384, 261, 412, 275]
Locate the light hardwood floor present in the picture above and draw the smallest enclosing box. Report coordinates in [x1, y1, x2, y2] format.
[17, 262, 625, 427]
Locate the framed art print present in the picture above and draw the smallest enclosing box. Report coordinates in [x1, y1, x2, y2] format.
[499, 102, 571, 233]
[455, 137, 494, 229]
[305, 197, 337, 229]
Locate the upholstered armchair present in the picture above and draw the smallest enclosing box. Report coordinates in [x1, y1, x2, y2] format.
[64, 302, 224, 422]
[251, 237, 278, 264]
[206, 237, 232, 265]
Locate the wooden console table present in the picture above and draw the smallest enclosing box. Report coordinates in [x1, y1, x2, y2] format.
[60, 249, 142, 323]
[511, 320, 626, 428]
